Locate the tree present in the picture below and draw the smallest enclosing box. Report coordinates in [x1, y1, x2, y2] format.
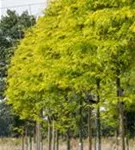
[0, 101, 14, 136]
[0, 9, 35, 99]
[0, 10, 36, 137]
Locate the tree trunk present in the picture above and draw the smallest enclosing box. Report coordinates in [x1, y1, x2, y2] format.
[115, 130, 119, 150]
[25, 127, 28, 150]
[94, 134, 96, 150]
[118, 102, 125, 150]
[36, 122, 41, 150]
[95, 106, 101, 150]
[126, 136, 129, 150]
[48, 119, 52, 150]
[56, 130, 59, 150]
[41, 137, 43, 150]
[52, 121, 56, 150]
[67, 130, 71, 150]
[79, 99, 83, 150]
[29, 136, 32, 150]
[22, 134, 25, 150]
[116, 76, 125, 150]
[88, 107, 92, 150]
[125, 116, 129, 150]
[96, 79, 101, 150]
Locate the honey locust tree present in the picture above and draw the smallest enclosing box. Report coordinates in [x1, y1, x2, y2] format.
[84, 1, 135, 150]
[6, 1, 100, 149]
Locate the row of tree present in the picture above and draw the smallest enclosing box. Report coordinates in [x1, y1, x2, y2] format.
[0, 10, 36, 136]
[5, 0, 135, 150]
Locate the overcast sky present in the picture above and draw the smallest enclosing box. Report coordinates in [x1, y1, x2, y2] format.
[0, 0, 48, 17]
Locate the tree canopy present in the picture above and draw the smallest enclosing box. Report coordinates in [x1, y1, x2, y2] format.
[0, 10, 36, 137]
[6, 0, 135, 137]
[0, 10, 36, 100]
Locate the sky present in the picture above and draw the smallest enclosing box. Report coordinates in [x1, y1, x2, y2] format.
[0, 0, 48, 18]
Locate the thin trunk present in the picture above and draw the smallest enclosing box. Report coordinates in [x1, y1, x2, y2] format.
[41, 137, 43, 150]
[79, 99, 83, 150]
[94, 134, 96, 150]
[96, 79, 101, 150]
[36, 122, 41, 150]
[118, 101, 125, 150]
[126, 137, 129, 150]
[115, 130, 119, 150]
[34, 123, 36, 144]
[67, 130, 71, 150]
[125, 114, 129, 150]
[56, 130, 59, 150]
[22, 135, 25, 150]
[88, 107, 92, 150]
[29, 136, 32, 150]
[116, 76, 125, 150]
[52, 121, 56, 150]
[25, 127, 28, 150]
[95, 106, 101, 150]
[48, 119, 52, 150]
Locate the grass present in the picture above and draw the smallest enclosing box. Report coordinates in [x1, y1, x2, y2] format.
[0, 138, 21, 150]
[0, 137, 134, 150]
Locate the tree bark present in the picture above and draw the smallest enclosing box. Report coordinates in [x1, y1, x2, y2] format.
[48, 119, 52, 150]
[88, 107, 92, 150]
[95, 79, 101, 150]
[125, 116, 129, 150]
[29, 136, 32, 150]
[52, 121, 56, 150]
[56, 130, 59, 150]
[118, 101, 125, 150]
[25, 127, 28, 150]
[41, 137, 43, 150]
[67, 130, 71, 150]
[116, 76, 125, 150]
[115, 130, 119, 150]
[22, 134, 25, 150]
[36, 122, 41, 150]
[79, 99, 83, 150]
[95, 106, 101, 150]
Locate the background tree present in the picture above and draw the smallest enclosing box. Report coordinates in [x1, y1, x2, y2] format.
[0, 9, 36, 137]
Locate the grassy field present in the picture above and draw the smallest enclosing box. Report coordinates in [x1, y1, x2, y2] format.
[0, 138, 134, 150]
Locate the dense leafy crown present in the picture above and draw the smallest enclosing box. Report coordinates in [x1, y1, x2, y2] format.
[0, 10, 35, 100]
